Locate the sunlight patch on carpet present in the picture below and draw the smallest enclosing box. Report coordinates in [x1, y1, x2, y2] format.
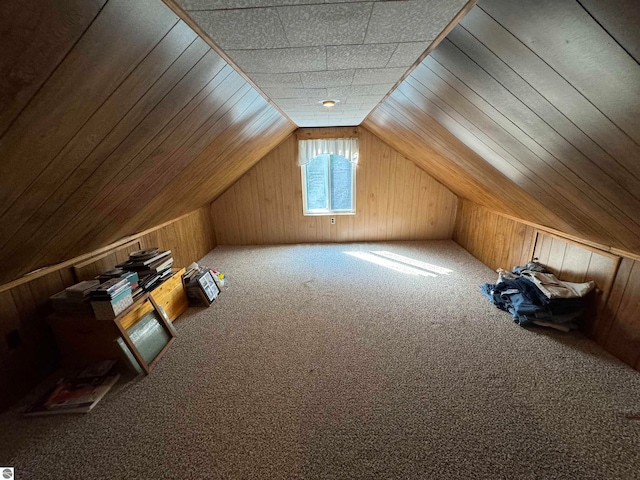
[344, 251, 438, 277]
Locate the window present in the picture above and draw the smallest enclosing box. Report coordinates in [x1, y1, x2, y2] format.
[298, 138, 358, 215]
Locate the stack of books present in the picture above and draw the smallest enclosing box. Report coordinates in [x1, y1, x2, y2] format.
[98, 269, 141, 300]
[90, 278, 133, 320]
[50, 280, 100, 316]
[116, 248, 174, 292]
[24, 360, 120, 416]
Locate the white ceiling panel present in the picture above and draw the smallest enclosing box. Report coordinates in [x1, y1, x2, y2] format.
[345, 94, 384, 104]
[275, 97, 319, 106]
[178, 0, 470, 126]
[352, 67, 407, 85]
[262, 87, 327, 98]
[365, 0, 467, 44]
[386, 41, 431, 67]
[227, 46, 327, 73]
[277, 3, 372, 46]
[327, 85, 373, 96]
[183, 0, 319, 9]
[300, 70, 355, 88]
[326, 44, 397, 69]
[190, 9, 288, 49]
[368, 83, 397, 94]
[247, 72, 303, 87]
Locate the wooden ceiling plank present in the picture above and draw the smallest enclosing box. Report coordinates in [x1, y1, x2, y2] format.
[404, 64, 640, 241]
[4, 46, 229, 281]
[0, 21, 199, 252]
[55, 80, 258, 262]
[447, 23, 640, 203]
[74, 98, 281, 247]
[75, 84, 261, 248]
[0, 0, 179, 215]
[0, 0, 106, 138]
[113, 108, 294, 239]
[425, 39, 640, 230]
[364, 97, 605, 244]
[460, 6, 640, 180]
[578, 0, 640, 64]
[399, 76, 571, 206]
[479, 0, 640, 145]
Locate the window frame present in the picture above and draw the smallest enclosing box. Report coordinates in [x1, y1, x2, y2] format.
[301, 153, 357, 216]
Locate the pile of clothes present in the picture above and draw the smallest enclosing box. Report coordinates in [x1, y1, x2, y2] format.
[480, 262, 596, 332]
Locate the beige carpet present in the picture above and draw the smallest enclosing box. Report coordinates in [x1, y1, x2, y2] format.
[1, 240, 640, 479]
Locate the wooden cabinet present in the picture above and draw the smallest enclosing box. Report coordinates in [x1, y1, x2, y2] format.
[48, 271, 187, 372]
[150, 267, 188, 322]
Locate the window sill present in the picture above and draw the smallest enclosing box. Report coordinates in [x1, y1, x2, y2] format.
[303, 212, 356, 217]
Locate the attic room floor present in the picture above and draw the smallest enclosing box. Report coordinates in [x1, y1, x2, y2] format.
[1, 240, 640, 479]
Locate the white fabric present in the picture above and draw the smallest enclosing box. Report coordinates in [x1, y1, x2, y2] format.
[298, 138, 358, 166]
[521, 271, 596, 299]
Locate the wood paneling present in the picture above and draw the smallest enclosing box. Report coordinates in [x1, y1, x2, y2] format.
[364, 0, 640, 258]
[600, 259, 640, 370]
[0, 0, 294, 285]
[455, 199, 640, 373]
[0, 206, 215, 411]
[532, 232, 619, 338]
[211, 127, 458, 245]
[578, 0, 640, 65]
[73, 241, 143, 282]
[0, 0, 107, 137]
[453, 200, 536, 272]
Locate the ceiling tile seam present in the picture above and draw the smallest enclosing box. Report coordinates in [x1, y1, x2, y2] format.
[274, 7, 292, 49]
[474, 4, 640, 151]
[429, 39, 640, 200]
[325, 45, 328, 74]
[456, 25, 640, 188]
[384, 43, 401, 68]
[184, 1, 376, 13]
[163, 1, 298, 127]
[225, 41, 409, 52]
[360, 2, 375, 47]
[185, 3, 323, 13]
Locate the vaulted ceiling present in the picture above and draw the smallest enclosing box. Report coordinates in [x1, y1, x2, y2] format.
[174, 0, 470, 127]
[364, 0, 640, 256]
[0, 0, 295, 284]
[0, 0, 638, 286]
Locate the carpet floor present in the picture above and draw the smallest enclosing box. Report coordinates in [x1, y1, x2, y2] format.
[1, 240, 639, 479]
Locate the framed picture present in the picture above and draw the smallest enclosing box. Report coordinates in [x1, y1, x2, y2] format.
[197, 270, 220, 304]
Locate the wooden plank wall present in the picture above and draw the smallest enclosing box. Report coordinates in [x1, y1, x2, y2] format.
[455, 200, 640, 373]
[453, 201, 536, 271]
[211, 127, 458, 245]
[0, 206, 215, 411]
[0, 0, 295, 285]
[364, 0, 640, 258]
[531, 232, 619, 340]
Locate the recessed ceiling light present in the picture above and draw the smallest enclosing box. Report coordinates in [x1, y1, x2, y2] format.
[321, 100, 338, 107]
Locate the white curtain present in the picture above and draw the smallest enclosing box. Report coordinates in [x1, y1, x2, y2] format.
[297, 138, 359, 166]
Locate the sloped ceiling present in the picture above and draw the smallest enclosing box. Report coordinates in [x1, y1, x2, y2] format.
[1, 0, 638, 285]
[0, 0, 295, 284]
[173, 0, 471, 127]
[364, 0, 640, 256]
